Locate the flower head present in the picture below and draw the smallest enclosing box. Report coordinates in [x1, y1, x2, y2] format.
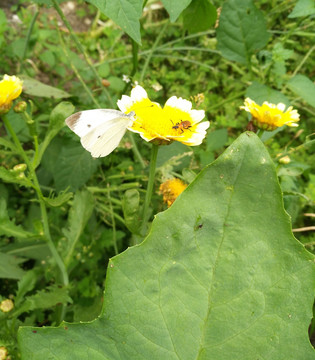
[159, 178, 188, 207]
[117, 85, 209, 146]
[240, 98, 299, 131]
[0, 299, 14, 313]
[0, 346, 8, 360]
[0, 75, 23, 114]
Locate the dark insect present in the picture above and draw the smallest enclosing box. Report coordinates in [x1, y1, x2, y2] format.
[171, 120, 192, 133]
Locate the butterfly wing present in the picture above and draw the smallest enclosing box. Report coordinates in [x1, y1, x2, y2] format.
[65, 109, 134, 158]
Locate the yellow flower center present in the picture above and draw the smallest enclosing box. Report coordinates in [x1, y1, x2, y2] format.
[126, 98, 196, 142]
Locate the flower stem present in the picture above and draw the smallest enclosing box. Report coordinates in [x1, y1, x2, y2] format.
[256, 129, 265, 139]
[140, 144, 159, 236]
[128, 132, 146, 169]
[2, 115, 69, 321]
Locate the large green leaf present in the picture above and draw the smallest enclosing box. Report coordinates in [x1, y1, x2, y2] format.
[18, 133, 315, 359]
[86, 0, 143, 44]
[217, 0, 270, 64]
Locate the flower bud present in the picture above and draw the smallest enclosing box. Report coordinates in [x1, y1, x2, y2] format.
[12, 163, 27, 173]
[0, 299, 14, 313]
[279, 155, 291, 164]
[13, 101, 27, 113]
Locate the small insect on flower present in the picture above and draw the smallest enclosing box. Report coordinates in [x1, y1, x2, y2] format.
[171, 120, 192, 133]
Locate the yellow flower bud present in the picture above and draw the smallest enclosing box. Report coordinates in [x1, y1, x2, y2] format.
[0, 299, 14, 313]
[279, 155, 291, 164]
[13, 101, 27, 113]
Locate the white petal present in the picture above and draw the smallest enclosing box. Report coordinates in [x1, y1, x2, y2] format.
[276, 103, 286, 111]
[190, 109, 205, 124]
[130, 85, 148, 102]
[165, 96, 192, 112]
[117, 95, 132, 113]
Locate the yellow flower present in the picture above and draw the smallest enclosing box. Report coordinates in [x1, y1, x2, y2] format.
[159, 178, 188, 207]
[117, 85, 210, 146]
[240, 97, 300, 131]
[0, 347, 8, 360]
[0, 75, 23, 114]
[0, 299, 14, 313]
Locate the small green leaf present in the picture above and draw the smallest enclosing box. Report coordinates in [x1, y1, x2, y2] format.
[162, 0, 192, 22]
[12, 285, 72, 318]
[288, 0, 315, 18]
[62, 190, 94, 267]
[183, 0, 217, 33]
[86, 0, 142, 44]
[122, 189, 140, 234]
[217, 0, 269, 64]
[0, 252, 25, 279]
[43, 190, 73, 207]
[287, 74, 315, 108]
[3, 241, 50, 261]
[19, 75, 71, 99]
[0, 199, 34, 238]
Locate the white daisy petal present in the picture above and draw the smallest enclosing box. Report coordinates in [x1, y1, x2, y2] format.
[130, 85, 148, 102]
[189, 109, 205, 124]
[117, 95, 132, 113]
[165, 96, 192, 112]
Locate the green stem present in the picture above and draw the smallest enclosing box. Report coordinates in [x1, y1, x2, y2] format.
[2, 115, 69, 319]
[20, 8, 39, 73]
[51, 0, 113, 107]
[140, 144, 159, 236]
[256, 129, 265, 139]
[128, 132, 146, 169]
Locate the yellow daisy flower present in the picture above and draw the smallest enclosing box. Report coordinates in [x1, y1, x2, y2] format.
[117, 85, 210, 146]
[0, 74, 23, 114]
[240, 97, 300, 131]
[159, 178, 187, 207]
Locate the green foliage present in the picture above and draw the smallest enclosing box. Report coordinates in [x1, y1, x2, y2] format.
[288, 0, 315, 18]
[1, 0, 315, 358]
[216, 0, 270, 64]
[287, 74, 315, 108]
[18, 133, 315, 359]
[182, 0, 217, 33]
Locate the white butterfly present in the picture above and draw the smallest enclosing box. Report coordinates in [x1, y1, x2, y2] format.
[65, 109, 135, 158]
